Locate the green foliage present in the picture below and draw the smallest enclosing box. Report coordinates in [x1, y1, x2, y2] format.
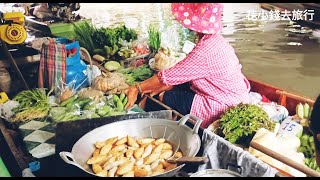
[220, 103, 276, 145]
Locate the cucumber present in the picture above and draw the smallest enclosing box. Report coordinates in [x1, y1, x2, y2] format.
[60, 95, 78, 107]
[119, 92, 126, 102]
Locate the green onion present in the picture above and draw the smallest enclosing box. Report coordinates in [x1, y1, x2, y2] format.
[148, 25, 161, 53]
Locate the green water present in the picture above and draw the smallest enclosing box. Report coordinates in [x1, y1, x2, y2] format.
[0, 157, 11, 177]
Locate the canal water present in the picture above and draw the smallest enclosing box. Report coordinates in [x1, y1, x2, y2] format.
[79, 3, 320, 99]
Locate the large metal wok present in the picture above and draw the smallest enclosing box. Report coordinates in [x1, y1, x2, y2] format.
[59, 114, 203, 177]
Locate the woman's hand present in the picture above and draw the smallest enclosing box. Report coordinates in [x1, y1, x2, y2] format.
[124, 85, 139, 109]
[142, 85, 174, 97]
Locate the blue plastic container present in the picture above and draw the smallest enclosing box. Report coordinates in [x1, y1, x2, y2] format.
[55, 38, 89, 89]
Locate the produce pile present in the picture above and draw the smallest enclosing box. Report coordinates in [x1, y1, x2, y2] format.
[50, 92, 128, 123]
[10, 89, 52, 122]
[118, 65, 153, 85]
[1, 20, 160, 125]
[73, 21, 149, 64]
[88, 136, 183, 177]
[219, 103, 276, 146]
[298, 133, 320, 172]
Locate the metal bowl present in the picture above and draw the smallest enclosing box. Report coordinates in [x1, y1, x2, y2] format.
[59, 114, 203, 177]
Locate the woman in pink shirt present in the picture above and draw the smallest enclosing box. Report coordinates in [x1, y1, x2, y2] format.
[125, 3, 251, 128]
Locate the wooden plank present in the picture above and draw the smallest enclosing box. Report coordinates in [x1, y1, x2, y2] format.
[250, 141, 320, 177]
[0, 119, 27, 172]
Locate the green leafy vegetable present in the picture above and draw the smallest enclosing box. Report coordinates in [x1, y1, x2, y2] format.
[73, 21, 138, 60]
[73, 21, 96, 54]
[11, 88, 52, 122]
[118, 65, 153, 85]
[220, 103, 276, 146]
[148, 25, 161, 53]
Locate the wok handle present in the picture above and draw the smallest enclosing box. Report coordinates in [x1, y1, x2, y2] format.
[59, 152, 84, 170]
[167, 156, 208, 165]
[178, 114, 203, 134]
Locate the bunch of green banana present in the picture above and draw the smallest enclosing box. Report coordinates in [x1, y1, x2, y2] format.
[104, 44, 119, 59]
[296, 103, 312, 126]
[297, 133, 320, 171]
[296, 103, 312, 119]
[304, 157, 320, 172]
[118, 46, 137, 59]
[113, 92, 128, 111]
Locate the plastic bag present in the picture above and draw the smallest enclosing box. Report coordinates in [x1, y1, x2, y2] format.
[0, 100, 19, 120]
[86, 65, 101, 86]
[149, 48, 186, 71]
[257, 102, 289, 123]
[160, 25, 182, 52]
[55, 77, 77, 103]
[132, 37, 150, 56]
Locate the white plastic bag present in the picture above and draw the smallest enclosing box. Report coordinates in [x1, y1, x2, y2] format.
[160, 25, 182, 52]
[86, 65, 101, 86]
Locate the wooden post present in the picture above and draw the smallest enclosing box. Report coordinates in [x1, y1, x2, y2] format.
[0, 40, 29, 90]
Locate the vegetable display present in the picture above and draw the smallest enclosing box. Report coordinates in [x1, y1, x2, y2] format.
[10, 89, 52, 122]
[298, 133, 320, 172]
[73, 21, 96, 54]
[220, 103, 276, 145]
[50, 93, 128, 123]
[118, 65, 154, 85]
[74, 21, 138, 62]
[88, 136, 183, 177]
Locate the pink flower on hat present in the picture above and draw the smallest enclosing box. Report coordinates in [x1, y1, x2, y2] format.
[172, 3, 223, 34]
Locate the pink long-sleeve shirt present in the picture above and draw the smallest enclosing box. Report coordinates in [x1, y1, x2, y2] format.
[158, 33, 251, 128]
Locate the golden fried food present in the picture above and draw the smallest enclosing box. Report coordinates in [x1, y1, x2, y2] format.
[88, 136, 183, 177]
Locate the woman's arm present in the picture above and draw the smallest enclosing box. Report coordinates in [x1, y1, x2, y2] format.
[124, 74, 173, 109]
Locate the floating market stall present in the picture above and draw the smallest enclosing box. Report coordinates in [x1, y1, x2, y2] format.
[0, 5, 320, 177]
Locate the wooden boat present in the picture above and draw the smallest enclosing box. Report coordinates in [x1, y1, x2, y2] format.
[0, 78, 317, 177]
[249, 78, 315, 115]
[146, 78, 318, 177]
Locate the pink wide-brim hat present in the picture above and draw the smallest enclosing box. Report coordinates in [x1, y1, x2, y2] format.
[172, 3, 224, 34]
